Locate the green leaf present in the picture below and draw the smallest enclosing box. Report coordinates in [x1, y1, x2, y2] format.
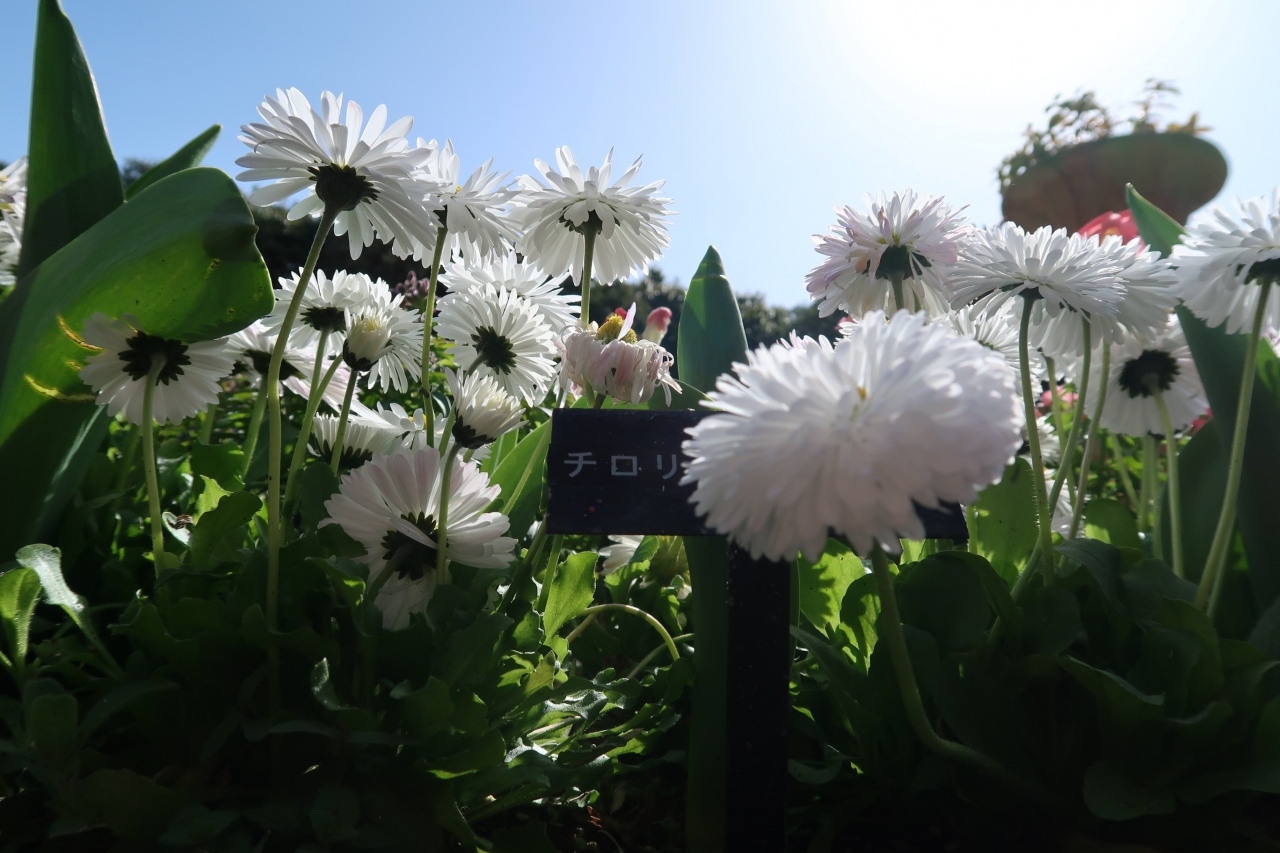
[1084, 498, 1141, 549]
[838, 573, 880, 670]
[433, 612, 514, 688]
[1057, 539, 1124, 611]
[491, 820, 558, 853]
[970, 459, 1039, 583]
[79, 768, 190, 842]
[428, 728, 505, 778]
[676, 246, 749, 394]
[309, 786, 360, 844]
[543, 550, 599, 638]
[1061, 657, 1164, 750]
[795, 539, 862, 634]
[1250, 597, 1280, 658]
[296, 461, 341, 530]
[1119, 559, 1197, 622]
[0, 168, 271, 557]
[189, 491, 261, 570]
[15, 543, 81, 612]
[1158, 420, 1228, 587]
[17, 0, 122, 279]
[194, 476, 230, 520]
[240, 604, 334, 662]
[640, 377, 712, 412]
[485, 420, 550, 541]
[1021, 585, 1082, 655]
[1131, 184, 1280, 611]
[28, 691, 77, 769]
[0, 568, 41, 664]
[190, 442, 244, 495]
[79, 680, 176, 739]
[125, 124, 220, 200]
[895, 552, 991, 655]
[402, 676, 454, 739]
[1083, 759, 1176, 821]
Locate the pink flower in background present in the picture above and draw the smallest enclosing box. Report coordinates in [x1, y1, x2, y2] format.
[1191, 410, 1213, 435]
[1078, 210, 1143, 247]
[643, 307, 672, 343]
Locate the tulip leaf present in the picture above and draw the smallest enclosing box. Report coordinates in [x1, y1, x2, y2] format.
[17, 0, 123, 279]
[125, 124, 220, 200]
[1130, 185, 1280, 613]
[677, 246, 748, 394]
[0, 169, 271, 556]
[485, 420, 550, 542]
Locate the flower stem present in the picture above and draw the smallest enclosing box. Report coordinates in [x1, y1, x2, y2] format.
[1111, 435, 1140, 516]
[868, 544, 1049, 799]
[434, 444, 462, 580]
[1154, 389, 1185, 578]
[141, 360, 166, 575]
[267, 207, 337, 633]
[1146, 435, 1165, 562]
[579, 229, 597, 328]
[1048, 320, 1093, 526]
[576, 603, 681, 663]
[284, 355, 343, 502]
[239, 381, 269, 481]
[1068, 343, 1110, 538]
[1018, 297, 1055, 579]
[420, 225, 447, 444]
[329, 371, 360, 474]
[111, 424, 141, 511]
[1198, 280, 1272, 611]
[198, 400, 218, 444]
[890, 271, 906, 313]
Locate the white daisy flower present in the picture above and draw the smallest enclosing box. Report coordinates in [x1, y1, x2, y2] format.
[1093, 319, 1207, 438]
[442, 254, 580, 334]
[950, 224, 1132, 358]
[514, 146, 672, 285]
[236, 88, 438, 260]
[0, 157, 26, 287]
[807, 190, 969, 318]
[264, 269, 370, 354]
[321, 447, 516, 630]
[309, 413, 399, 469]
[949, 298, 1022, 377]
[407, 139, 519, 264]
[341, 300, 423, 393]
[1173, 188, 1280, 334]
[436, 284, 557, 403]
[682, 312, 1021, 560]
[79, 314, 235, 426]
[228, 320, 354, 412]
[1023, 414, 1061, 468]
[559, 304, 680, 407]
[445, 368, 524, 449]
[358, 402, 493, 462]
[600, 534, 645, 575]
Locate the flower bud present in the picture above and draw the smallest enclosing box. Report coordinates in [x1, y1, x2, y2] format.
[343, 310, 392, 372]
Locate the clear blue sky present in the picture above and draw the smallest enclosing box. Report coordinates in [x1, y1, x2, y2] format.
[4, 1, 1279, 306]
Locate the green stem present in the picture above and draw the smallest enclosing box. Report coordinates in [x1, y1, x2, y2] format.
[198, 400, 218, 444]
[1045, 355, 1076, 508]
[111, 424, 141, 510]
[1154, 389, 1184, 578]
[284, 355, 343, 502]
[890, 271, 905, 313]
[499, 517, 549, 612]
[575, 604, 681, 664]
[1069, 343, 1111, 539]
[1048, 320, 1093, 526]
[1018, 297, 1055, 580]
[329, 370, 360, 474]
[869, 544, 1050, 799]
[268, 207, 337, 633]
[239, 381, 269, 481]
[141, 360, 166, 575]
[434, 445, 462, 580]
[579, 229, 597, 328]
[1147, 436, 1165, 562]
[626, 634, 694, 679]
[1199, 280, 1272, 611]
[420, 225, 447, 444]
[1111, 435, 1140, 516]
[536, 535, 565, 612]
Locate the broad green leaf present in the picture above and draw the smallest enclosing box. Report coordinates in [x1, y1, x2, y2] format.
[297, 461, 341, 530]
[543, 550, 599, 638]
[80, 680, 176, 739]
[676, 246, 748, 394]
[428, 728, 505, 778]
[839, 574, 880, 670]
[125, 124, 220, 200]
[310, 786, 360, 844]
[1021, 585, 1082, 655]
[17, 0, 122, 278]
[641, 377, 712, 412]
[15, 544, 80, 612]
[1083, 760, 1176, 821]
[402, 676, 455, 739]
[0, 568, 41, 664]
[1084, 498, 1141, 549]
[895, 552, 991, 655]
[491, 820, 558, 853]
[795, 539, 862, 634]
[0, 168, 271, 556]
[486, 420, 549, 541]
[190, 443, 245, 495]
[1158, 420, 1228, 587]
[433, 612, 513, 688]
[970, 459, 1039, 583]
[189, 491, 261, 569]
[194, 476, 231, 521]
[29, 691, 77, 772]
[1130, 185, 1280, 610]
[79, 768, 190, 842]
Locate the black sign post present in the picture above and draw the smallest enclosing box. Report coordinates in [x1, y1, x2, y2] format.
[547, 409, 967, 852]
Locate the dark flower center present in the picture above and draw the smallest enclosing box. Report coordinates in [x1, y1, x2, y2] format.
[380, 513, 439, 582]
[309, 163, 378, 212]
[1243, 257, 1280, 285]
[472, 326, 516, 374]
[243, 349, 298, 382]
[302, 305, 348, 334]
[452, 421, 488, 450]
[1118, 349, 1179, 399]
[562, 209, 604, 237]
[342, 339, 378, 373]
[119, 332, 190, 384]
[871, 244, 932, 280]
